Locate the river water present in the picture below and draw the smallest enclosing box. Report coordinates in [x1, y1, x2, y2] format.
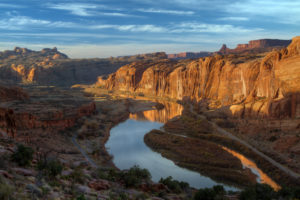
[105, 100, 280, 190]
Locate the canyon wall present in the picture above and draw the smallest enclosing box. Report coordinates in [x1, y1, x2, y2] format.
[0, 48, 166, 86]
[97, 36, 300, 119]
[0, 86, 96, 138]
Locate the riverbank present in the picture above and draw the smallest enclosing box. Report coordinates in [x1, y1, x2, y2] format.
[144, 129, 257, 188]
[151, 104, 300, 188]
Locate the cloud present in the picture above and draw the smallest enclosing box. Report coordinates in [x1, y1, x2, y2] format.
[0, 16, 75, 30]
[96, 12, 138, 17]
[227, 0, 300, 24]
[47, 3, 100, 16]
[138, 8, 194, 15]
[47, 3, 136, 17]
[219, 17, 249, 21]
[171, 22, 262, 33]
[91, 24, 167, 33]
[0, 3, 24, 8]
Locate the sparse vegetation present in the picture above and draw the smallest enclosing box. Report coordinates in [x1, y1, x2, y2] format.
[37, 158, 63, 178]
[121, 165, 151, 187]
[194, 185, 226, 200]
[159, 176, 189, 193]
[11, 144, 34, 166]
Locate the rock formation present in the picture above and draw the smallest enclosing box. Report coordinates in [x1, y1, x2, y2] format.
[0, 48, 167, 86]
[0, 86, 96, 138]
[167, 39, 291, 60]
[168, 52, 212, 59]
[97, 36, 300, 120]
[219, 39, 292, 54]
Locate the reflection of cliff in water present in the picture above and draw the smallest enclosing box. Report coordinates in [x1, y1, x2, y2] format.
[222, 147, 281, 191]
[130, 101, 183, 123]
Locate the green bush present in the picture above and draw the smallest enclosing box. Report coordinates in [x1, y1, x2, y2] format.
[159, 176, 189, 193]
[37, 159, 63, 178]
[239, 184, 275, 200]
[121, 165, 151, 187]
[194, 185, 225, 200]
[11, 144, 34, 166]
[76, 194, 86, 200]
[194, 188, 216, 200]
[277, 186, 300, 200]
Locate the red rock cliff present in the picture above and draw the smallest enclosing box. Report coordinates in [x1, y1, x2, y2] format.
[97, 36, 300, 119]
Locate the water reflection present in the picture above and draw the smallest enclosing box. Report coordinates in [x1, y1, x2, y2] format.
[107, 99, 280, 191]
[129, 100, 183, 123]
[222, 147, 281, 191]
[106, 119, 237, 190]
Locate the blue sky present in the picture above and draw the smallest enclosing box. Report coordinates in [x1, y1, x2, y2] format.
[0, 0, 299, 58]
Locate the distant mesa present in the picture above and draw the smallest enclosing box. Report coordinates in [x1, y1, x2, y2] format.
[167, 52, 212, 60]
[167, 39, 292, 60]
[218, 39, 292, 54]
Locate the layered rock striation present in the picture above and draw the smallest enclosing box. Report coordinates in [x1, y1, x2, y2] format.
[97, 37, 300, 120]
[0, 48, 168, 86]
[0, 86, 96, 138]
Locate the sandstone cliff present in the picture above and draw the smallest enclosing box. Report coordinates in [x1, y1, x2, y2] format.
[97, 36, 300, 120]
[0, 48, 167, 86]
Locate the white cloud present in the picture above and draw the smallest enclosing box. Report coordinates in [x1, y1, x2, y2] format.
[0, 16, 75, 30]
[227, 0, 300, 24]
[90, 22, 261, 34]
[138, 8, 194, 15]
[0, 3, 24, 8]
[219, 17, 249, 21]
[96, 12, 137, 17]
[171, 22, 262, 33]
[47, 3, 136, 17]
[91, 24, 167, 33]
[47, 3, 100, 16]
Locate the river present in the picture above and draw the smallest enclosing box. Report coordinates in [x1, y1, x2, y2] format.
[105, 100, 280, 190]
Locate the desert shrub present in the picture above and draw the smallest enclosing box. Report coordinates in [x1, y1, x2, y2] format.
[0, 176, 13, 200]
[159, 176, 189, 193]
[239, 184, 275, 200]
[277, 186, 300, 199]
[121, 165, 151, 187]
[68, 168, 86, 183]
[37, 159, 63, 178]
[0, 183, 14, 200]
[93, 168, 121, 181]
[194, 185, 225, 200]
[194, 188, 216, 200]
[76, 194, 86, 200]
[11, 144, 34, 166]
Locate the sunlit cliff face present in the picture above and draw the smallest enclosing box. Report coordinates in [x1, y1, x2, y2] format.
[222, 147, 281, 191]
[130, 101, 183, 123]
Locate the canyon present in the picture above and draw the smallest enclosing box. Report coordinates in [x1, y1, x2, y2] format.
[0, 36, 299, 199]
[96, 36, 300, 185]
[97, 36, 300, 120]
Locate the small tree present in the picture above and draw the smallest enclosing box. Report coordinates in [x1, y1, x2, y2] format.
[11, 144, 34, 166]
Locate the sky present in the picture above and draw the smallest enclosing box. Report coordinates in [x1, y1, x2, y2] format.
[0, 0, 299, 58]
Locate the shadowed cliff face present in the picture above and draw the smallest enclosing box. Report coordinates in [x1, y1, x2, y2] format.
[97, 36, 300, 119]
